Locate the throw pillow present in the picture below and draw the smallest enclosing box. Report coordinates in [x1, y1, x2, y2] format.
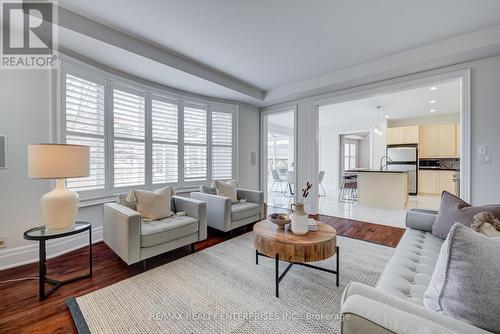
[432, 191, 500, 239]
[213, 180, 238, 203]
[199, 185, 216, 195]
[117, 193, 137, 210]
[126, 186, 175, 221]
[423, 223, 500, 333]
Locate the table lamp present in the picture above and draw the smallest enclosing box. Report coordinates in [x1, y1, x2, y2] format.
[28, 144, 90, 230]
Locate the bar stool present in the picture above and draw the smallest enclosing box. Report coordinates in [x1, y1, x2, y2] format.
[338, 174, 358, 202]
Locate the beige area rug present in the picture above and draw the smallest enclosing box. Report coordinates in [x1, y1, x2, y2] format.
[68, 233, 394, 333]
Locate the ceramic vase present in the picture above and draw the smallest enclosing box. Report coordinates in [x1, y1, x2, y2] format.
[290, 203, 308, 235]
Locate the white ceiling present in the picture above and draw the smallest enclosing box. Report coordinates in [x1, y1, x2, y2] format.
[319, 80, 460, 127]
[58, 28, 259, 104]
[57, 0, 500, 104]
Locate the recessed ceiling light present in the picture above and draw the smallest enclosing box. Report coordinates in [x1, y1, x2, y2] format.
[430, 109, 436, 113]
[430, 86, 437, 91]
[384, 115, 390, 119]
[430, 100, 436, 104]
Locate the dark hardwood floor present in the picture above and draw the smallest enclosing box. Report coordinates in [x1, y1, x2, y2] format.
[0, 212, 404, 334]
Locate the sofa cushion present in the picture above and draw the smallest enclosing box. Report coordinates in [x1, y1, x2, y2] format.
[231, 202, 260, 221]
[377, 229, 443, 305]
[141, 215, 198, 248]
[432, 191, 500, 239]
[423, 223, 500, 333]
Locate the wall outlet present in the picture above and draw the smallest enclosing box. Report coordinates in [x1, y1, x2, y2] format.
[478, 153, 492, 164]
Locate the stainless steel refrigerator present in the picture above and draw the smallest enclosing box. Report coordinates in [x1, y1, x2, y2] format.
[387, 144, 418, 195]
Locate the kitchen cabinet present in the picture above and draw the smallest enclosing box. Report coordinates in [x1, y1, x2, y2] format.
[418, 170, 436, 194]
[419, 126, 438, 157]
[419, 123, 458, 158]
[387, 126, 419, 145]
[418, 170, 458, 195]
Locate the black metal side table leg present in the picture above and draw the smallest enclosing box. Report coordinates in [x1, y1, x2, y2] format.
[275, 253, 279, 298]
[89, 228, 93, 276]
[336, 246, 340, 287]
[39, 240, 47, 301]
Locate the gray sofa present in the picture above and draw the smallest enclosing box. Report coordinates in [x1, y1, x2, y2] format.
[103, 195, 207, 265]
[340, 209, 490, 334]
[191, 188, 264, 232]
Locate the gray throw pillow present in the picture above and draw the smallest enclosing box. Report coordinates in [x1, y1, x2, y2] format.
[117, 193, 137, 210]
[432, 191, 500, 239]
[199, 185, 216, 195]
[423, 223, 500, 333]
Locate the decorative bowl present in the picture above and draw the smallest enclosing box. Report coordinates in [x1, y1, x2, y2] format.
[268, 213, 291, 230]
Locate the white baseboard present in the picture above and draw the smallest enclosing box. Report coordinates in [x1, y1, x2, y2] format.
[0, 226, 103, 271]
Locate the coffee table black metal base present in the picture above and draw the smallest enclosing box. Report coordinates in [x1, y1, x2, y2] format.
[256, 246, 339, 298]
[23, 222, 92, 301]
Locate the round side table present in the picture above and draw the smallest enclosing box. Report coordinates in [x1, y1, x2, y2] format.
[253, 219, 339, 298]
[23, 221, 92, 301]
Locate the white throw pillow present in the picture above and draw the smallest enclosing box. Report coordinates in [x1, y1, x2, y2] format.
[213, 180, 238, 203]
[126, 186, 175, 221]
[423, 223, 500, 333]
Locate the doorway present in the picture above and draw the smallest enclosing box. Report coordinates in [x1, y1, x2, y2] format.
[315, 73, 468, 228]
[262, 109, 296, 209]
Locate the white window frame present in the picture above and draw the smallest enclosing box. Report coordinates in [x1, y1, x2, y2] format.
[58, 59, 238, 204]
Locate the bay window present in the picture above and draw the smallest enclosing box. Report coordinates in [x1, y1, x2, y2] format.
[61, 65, 236, 199]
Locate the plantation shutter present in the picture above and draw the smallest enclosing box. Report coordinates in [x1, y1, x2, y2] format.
[64, 74, 106, 191]
[113, 89, 145, 187]
[152, 99, 178, 184]
[183, 106, 207, 182]
[211, 111, 233, 179]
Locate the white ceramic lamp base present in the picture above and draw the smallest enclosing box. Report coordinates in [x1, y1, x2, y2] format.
[41, 179, 79, 230]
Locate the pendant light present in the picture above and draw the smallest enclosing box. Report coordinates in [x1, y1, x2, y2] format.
[374, 106, 383, 136]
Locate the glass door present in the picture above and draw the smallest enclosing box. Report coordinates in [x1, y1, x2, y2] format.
[263, 110, 295, 210]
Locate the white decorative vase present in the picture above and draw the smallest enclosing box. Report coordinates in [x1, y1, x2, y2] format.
[290, 203, 308, 235]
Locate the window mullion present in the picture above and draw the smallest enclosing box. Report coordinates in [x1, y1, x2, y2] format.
[179, 103, 185, 187]
[145, 92, 152, 189]
[207, 110, 213, 183]
[106, 79, 114, 194]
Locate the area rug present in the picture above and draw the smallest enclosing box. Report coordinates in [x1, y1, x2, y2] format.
[68, 232, 394, 333]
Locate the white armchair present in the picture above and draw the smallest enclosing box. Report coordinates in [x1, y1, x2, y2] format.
[191, 188, 264, 233]
[103, 195, 207, 265]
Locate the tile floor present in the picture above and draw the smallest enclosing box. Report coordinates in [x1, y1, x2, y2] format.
[318, 185, 441, 228]
[266, 182, 441, 228]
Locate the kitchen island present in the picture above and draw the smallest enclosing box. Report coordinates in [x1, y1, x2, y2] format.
[347, 169, 408, 209]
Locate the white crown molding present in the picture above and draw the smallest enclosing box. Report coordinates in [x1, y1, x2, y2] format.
[57, 7, 265, 101]
[263, 25, 500, 106]
[0, 226, 103, 271]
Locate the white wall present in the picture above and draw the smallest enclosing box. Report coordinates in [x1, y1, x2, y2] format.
[388, 113, 459, 127]
[319, 118, 387, 190]
[263, 55, 500, 210]
[237, 103, 260, 190]
[0, 69, 260, 270]
[0, 70, 52, 252]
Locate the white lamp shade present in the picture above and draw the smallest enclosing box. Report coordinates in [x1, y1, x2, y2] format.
[28, 144, 90, 179]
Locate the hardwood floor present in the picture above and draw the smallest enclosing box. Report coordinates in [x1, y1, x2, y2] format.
[0, 213, 404, 334]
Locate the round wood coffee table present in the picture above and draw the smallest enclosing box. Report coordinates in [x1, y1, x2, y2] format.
[253, 219, 339, 298]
